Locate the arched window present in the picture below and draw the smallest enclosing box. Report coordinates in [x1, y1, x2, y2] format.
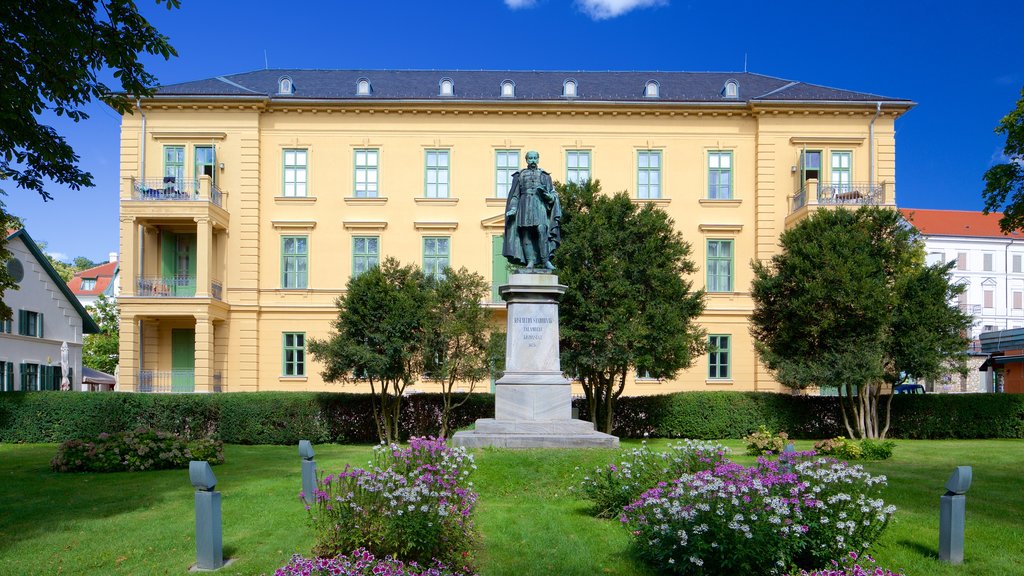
[723, 79, 739, 99]
[439, 78, 454, 96]
[278, 76, 294, 95]
[501, 80, 515, 98]
[562, 79, 577, 97]
[645, 80, 660, 98]
[356, 78, 371, 96]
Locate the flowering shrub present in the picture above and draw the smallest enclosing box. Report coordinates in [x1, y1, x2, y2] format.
[814, 438, 895, 461]
[744, 425, 790, 455]
[620, 456, 895, 575]
[275, 549, 476, 576]
[306, 437, 477, 568]
[575, 440, 730, 518]
[791, 551, 905, 575]
[51, 428, 223, 472]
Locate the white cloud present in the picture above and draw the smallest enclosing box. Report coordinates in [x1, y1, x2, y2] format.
[504, 0, 538, 9]
[575, 0, 667, 19]
[47, 251, 69, 263]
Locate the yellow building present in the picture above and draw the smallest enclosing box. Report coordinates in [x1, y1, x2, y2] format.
[116, 70, 913, 394]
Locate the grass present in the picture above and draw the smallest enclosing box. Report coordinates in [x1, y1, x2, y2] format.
[0, 440, 1021, 575]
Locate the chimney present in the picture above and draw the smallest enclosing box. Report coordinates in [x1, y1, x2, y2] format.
[109, 252, 118, 263]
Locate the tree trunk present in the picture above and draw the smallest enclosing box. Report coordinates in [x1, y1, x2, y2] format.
[879, 384, 897, 439]
[838, 382, 856, 439]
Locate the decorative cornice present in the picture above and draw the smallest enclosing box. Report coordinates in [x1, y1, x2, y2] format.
[271, 220, 317, 230]
[151, 131, 227, 140]
[789, 136, 866, 146]
[414, 198, 459, 206]
[413, 221, 459, 232]
[342, 221, 388, 231]
[699, 223, 744, 233]
[344, 197, 388, 206]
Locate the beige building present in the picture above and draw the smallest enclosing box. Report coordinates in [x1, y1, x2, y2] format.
[116, 70, 913, 394]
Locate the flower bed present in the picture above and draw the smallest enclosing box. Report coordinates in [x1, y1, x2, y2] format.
[620, 455, 895, 575]
[575, 440, 730, 518]
[50, 428, 223, 472]
[791, 551, 905, 576]
[275, 549, 476, 576]
[305, 437, 477, 569]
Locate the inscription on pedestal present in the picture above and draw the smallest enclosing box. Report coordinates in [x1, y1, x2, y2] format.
[507, 303, 560, 373]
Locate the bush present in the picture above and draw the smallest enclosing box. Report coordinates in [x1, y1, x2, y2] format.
[744, 425, 790, 455]
[814, 437, 895, 461]
[791, 551, 905, 576]
[275, 549, 476, 576]
[51, 428, 223, 472]
[620, 455, 895, 575]
[306, 437, 477, 569]
[575, 439, 730, 518]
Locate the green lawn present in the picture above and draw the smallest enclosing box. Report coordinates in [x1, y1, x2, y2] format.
[0, 440, 1021, 575]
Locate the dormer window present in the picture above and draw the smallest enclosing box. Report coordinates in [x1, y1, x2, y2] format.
[562, 79, 577, 98]
[439, 78, 454, 96]
[356, 78, 371, 96]
[723, 79, 739, 99]
[81, 278, 96, 291]
[501, 80, 515, 98]
[645, 80, 660, 98]
[278, 76, 294, 95]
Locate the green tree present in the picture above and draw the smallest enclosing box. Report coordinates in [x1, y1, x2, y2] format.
[0, 202, 21, 321]
[308, 259, 433, 443]
[982, 87, 1024, 232]
[750, 207, 971, 439]
[0, 0, 178, 318]
[555, 180, 707, 434]
[423, 267, 491, 438]
[82, 294, 119, 374]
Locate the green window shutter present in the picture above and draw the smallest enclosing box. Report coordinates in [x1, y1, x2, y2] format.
[3, 362, 12, 392]
[161, 232, 177, 279]
[68, 366, 73, 389]
[492, 235, 508, 300]
[37, 312, 43, 338]
[19, 364, 27, 391]
[17, 310, 27, 336]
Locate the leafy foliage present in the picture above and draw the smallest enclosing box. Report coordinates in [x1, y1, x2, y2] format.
[743, 425, 790, 456]
[51, 428, 222, 473]
[750, 207, 971, 438]
[423, 268, 490, 438]
[555, 180, 706, 433]
[82, 294, 119, 374]
[982, 87, 1024, 232]
[0, 0, 177, 318]
[307, 259, 435, 443]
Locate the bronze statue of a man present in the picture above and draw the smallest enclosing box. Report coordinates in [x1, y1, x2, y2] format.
[503, 151, 562, 269]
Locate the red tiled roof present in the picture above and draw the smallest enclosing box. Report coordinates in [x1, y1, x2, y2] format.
[900, 208, 1023, 239]
[68, 260, 118, 296]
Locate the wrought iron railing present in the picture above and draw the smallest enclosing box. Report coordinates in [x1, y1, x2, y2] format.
[136, 275, 196, 297]
[129, 177, 223, 208]
[137, 369, 195, 393]
[791, 182, 885, 214]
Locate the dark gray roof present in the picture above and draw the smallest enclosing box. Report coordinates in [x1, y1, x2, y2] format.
[154, 70, 910, 104]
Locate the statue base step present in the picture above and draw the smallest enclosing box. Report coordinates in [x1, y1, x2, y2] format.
[450, 418, 620, 449]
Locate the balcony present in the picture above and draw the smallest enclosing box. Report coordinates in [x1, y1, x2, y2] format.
[786, 180, 891, 228]
[129, 177, 223, 208]
[137, 370, 224, 393]
[136, 276, 224, 300]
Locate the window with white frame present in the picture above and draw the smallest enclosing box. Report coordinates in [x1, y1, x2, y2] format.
[645, 81, 659, 98]
[354, 149, 379, 197]
[1014, 254, 1022, 273]
[81, 278, 96, 291]
[439, 78, 453, 96]
[495, 150, 519, 198]
[278, 76, 293, 95]
[283, 149, 308, 197]
[501, 80, 515, 98]
[566, 150, 591, 185]
[723, 80, 738, 98]
[425, 150, 450, 198]
[637, 150, 661, 199]
[563, 79, 577, 97]
[984, 253, 994, 272]
[926, 252, 945, 266]
[357, 78, 371, 95]
[18, 310, 42, 338]
[708, 151, 733, 199]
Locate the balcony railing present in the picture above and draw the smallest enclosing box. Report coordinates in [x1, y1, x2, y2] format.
[137, 370, 223, 393]
[138, 369, 195, 393]
[791, 181, 885, 214]
[129, 177, 223, 208]
[137, 275, 197, 297]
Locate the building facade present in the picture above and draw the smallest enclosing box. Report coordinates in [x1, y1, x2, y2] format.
[900, 208, 1024, 393]
[117, 70, 912, 394]
[2, 229, 100, 392]
[68, 253, 120, 309]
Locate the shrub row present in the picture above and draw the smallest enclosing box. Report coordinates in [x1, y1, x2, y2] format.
[2, 390, 1022, 444]
[51, 428, 223, 472]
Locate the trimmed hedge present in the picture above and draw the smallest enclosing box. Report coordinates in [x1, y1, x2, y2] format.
[575, 391, 1024, 440]
[0, 392, 494, 444]
[1, 390, 1021, 444]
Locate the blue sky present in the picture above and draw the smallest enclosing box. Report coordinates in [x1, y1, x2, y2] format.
[6, 0, 1024, 263]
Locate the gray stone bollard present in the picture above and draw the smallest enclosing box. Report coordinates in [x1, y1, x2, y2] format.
[781, 442, 797, 473]
[299, 440, 317, 505]
[939, 465, 972, 564]
[190, 461, 224, 571]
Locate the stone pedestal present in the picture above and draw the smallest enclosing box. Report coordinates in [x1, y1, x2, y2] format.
[452, 273, 618, 449]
